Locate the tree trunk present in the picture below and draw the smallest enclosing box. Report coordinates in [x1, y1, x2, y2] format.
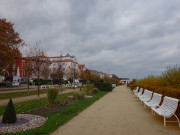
[27, 75, 29, 94]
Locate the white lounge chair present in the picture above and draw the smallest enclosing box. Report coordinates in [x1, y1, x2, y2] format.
[133, 86, 139, 94]
[136, 88, 144, 99]
[151, 96, 180, 127]
[144, 93, 162, 108]
[135, 88, 143, 97]
[139, 90, 153, 102]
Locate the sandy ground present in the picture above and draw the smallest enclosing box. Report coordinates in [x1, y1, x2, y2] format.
[51, 86, 180, 135]
[0, 89, 78, 107]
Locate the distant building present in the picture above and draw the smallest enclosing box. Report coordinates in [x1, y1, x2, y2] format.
[98, 71, 105, 79]
[88, 69, 99, 76]
[47, 53, 80, 80]
[119, 78, 129, 85]
[15, 58, 27, 81]
[1, 53, 86, 83]
[78, 64, 85, 70]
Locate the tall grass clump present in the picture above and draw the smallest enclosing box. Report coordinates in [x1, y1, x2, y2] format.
[47, 88, 59, 105]
[83, 84, 100, 95]
[73, 91, 85, 100]
[162, 66, 180, 88]
[84, 84, 94, 92]
[90, 87, 100, 94]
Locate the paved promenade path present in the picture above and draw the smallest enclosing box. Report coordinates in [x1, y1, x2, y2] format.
[0, 89, 78, 107]
[51, 86, 180, 135]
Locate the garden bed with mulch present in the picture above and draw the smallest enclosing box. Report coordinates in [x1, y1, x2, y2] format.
[0, 99, 75, 133]
[25, 99, 75, 116]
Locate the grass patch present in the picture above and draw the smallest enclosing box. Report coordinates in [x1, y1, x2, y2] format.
[0, 89, 50, 100]
[1, 91, 108, 135]
[0, 87, 34, 92]
[0, 92, 73, 116]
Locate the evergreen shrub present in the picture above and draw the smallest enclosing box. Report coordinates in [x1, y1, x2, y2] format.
[3, 98, 16, 123]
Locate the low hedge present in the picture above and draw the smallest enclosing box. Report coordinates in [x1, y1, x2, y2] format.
[33, 79, 52, 85]
[94, 82, 112, 91]
[109, 82, 119, 86]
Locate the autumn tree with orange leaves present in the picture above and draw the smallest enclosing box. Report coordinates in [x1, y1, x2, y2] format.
[0, 18, 25, 78]
[83, 69, 92, 82]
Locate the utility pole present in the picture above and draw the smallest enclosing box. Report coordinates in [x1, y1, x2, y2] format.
[27, 61, 30, 94]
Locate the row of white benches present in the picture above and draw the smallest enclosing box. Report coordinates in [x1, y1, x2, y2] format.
[133, 86, 180, 127]
[40, 85, 54, 89]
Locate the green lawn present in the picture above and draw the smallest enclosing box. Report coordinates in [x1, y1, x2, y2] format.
[0, 87, 34, 91]
[0, 92, 73, 116]
[0, 89, 49, 100]
[0, 91, 108, 135]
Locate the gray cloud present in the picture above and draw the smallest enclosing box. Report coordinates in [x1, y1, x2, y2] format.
[0, 0, 180, 79]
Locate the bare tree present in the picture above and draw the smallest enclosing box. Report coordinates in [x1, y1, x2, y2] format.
[24, 59, 33, 94]
[26, 42, 47, 96]
[41, 61, 50, 82]
[68, 62, 79, 90]
[50, 53, 65, 92]
[51, 61, 65, 93]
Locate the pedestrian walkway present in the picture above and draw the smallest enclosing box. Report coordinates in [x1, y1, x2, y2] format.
[0, 89, 78, 107]
[51, 86, 180, 135]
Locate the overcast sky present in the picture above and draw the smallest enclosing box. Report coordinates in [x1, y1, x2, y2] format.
[0, 0, 180, 80]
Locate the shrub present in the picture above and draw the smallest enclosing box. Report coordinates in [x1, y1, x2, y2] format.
[3, 98, 16, 123]
[47, 81, 53, 85]
[162, 66, 180, 88]
[83, 84, 94, 95]
[47, 88, 59, 105]
[109, 82, 119, 86]
[73, 91, 85, 100]
[33, 79, 53, 85]
[94, 82, 112, 91]
[84, 84, 94, 91]
[90, 87, 100, 94]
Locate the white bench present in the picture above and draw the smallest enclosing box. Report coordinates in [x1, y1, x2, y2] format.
[151, 96, 180, 127]
[135, 88, 143, 97]
[48, 85, 54, 88]
[133, 86, 139, 94]
[144, 93, 162, 108]
[66, 84, 71, 87]
[138, 89, 147, 99]
[40, 85, 47, 89]
[139, 90, 153, 102]
[136, 88, 144, 98]
[112, 84, 116, 87]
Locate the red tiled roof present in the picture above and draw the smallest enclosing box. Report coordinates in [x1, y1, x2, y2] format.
[50, 59, 75, 63]
[79, 65, 85, 69]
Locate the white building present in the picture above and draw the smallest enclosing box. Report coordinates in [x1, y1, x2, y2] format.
[119, 78, 129, 85]
[98, 71, 105, 79]
[48, 53, 80, 80]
